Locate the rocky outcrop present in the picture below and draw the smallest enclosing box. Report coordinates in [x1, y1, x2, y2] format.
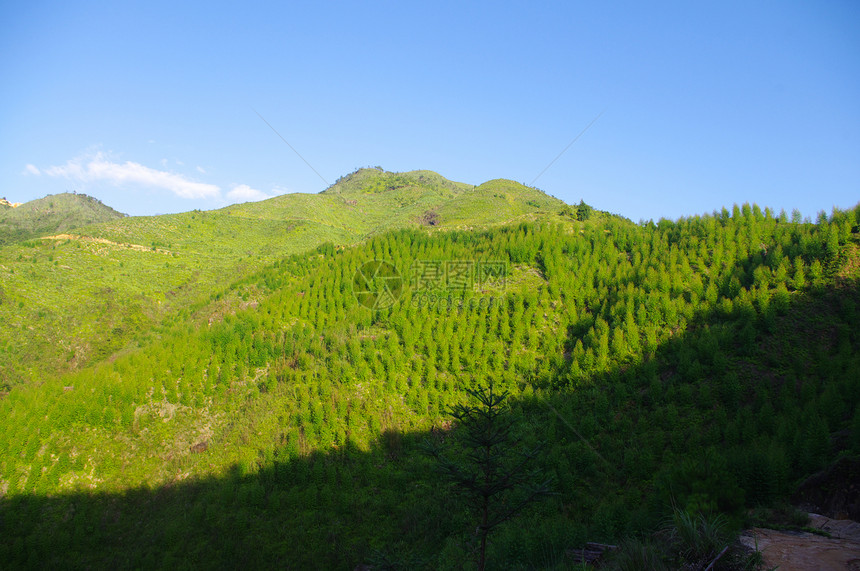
[793, 457, 860, 521]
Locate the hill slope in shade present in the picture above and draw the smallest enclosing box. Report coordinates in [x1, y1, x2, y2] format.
[0, 193, 125, 245]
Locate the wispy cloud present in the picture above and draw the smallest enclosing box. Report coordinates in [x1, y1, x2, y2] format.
[196, 166, 206, 174]
[23, 164, 40, 176]
[227, 184, 273, 203]
[44, 152, 221, 199]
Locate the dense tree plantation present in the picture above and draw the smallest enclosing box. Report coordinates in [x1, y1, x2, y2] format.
[0, 197, 859, 568]
[0, 170, 563, 390]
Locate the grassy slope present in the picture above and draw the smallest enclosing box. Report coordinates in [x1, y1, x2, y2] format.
[435, 179, 564, 229]
[0, 170, 568, 388]
[238, 168, 564, 237]
[0, 193, 125, 246]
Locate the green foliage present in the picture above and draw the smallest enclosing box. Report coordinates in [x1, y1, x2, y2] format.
[0, 186, 857, 568]
[0, 172, 575, 388]
[609, 539, 669, 571]
[746, 502, 811, 531]
[576, 199, 593, 221]
[423, 384, 554, 570]
[665, 509, 730, 566]
[0, 193, 124, 246]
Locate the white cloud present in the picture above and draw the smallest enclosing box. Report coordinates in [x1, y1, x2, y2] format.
[23, 164, 40, 175]
[44, 152, 221, 199]
[196, 166, 206, 174]
[227, 184, 273, 203]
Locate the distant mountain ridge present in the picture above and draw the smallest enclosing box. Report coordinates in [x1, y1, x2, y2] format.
[224, 167, 575, 245]
[1, 169, 582, 249]
[0, 192, 125, 245]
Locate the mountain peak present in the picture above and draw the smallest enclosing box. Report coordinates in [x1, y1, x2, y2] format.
[320, 167, 472, 198]
[0, 192, 125, 245]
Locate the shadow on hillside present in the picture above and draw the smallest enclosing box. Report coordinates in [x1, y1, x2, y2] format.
[1, 281, 858, 570]
[0, 429, 461, 570]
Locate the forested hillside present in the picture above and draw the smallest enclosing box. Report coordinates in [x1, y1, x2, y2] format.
[0, 170, 564, 390]
[1, 196, 858, 568]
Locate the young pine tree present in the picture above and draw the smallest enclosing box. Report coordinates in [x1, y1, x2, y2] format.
[423, 384, 553, 571]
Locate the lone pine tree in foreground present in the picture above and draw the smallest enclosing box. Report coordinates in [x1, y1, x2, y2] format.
[424, 384, 554, 571]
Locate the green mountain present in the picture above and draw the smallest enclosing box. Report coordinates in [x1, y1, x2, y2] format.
[231, 167, 569, 239]
[0, 171, 858, 569]
[0, 192, 126, 246]
[0, 169, 582, 389]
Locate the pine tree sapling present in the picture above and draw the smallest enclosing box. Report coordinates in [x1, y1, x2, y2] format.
[423, 384, 554, 570]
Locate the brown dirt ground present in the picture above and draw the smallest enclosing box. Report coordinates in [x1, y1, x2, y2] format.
[739, 514, 860, 571]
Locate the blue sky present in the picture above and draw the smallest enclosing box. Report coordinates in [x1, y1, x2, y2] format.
[1, 1, 858, 221]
